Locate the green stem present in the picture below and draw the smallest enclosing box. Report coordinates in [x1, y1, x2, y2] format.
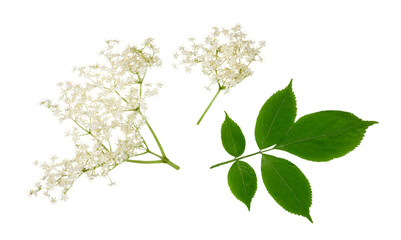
[115, 90, 129, 104]
[125, 159, 164, 164]
[135, 151, 149, 157]
[143, 117, 167, 157]
[71, 119, 109, 152]
[139, 111, 180, 170]
[197, 87, 222, 125]
[139, 79, 143, 97]
[163, 158, 180, 170]
[124, 151, 180, 170]
[209, 158, 237, 169]
[148, 150, 163, 159]
[147, 151, 180, 170]
[210, 148, 273, 169]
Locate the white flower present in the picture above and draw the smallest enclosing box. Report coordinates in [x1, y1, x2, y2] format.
[174, 25, 265, 124]
[174, 24, 264, 91]
[30, 39, 165, 202]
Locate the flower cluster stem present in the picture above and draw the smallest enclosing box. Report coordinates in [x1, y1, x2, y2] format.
[197, 87, 222, 125]
[144, 117, 167, 157]
[136, 110, 180, 170]
[125, 159, 164, 164]
[163, 159, 180, 170]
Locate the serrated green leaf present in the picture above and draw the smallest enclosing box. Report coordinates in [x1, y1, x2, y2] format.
[261, 154, 313, 222]
[221, 112, 246, 157]
[275, 111, 377, 162]
[255, 80, 296, 150]
[228, 161, 257, 211]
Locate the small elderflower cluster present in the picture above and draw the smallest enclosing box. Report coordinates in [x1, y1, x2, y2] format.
[174, 24, 265, 91]
[174, 25, 265, 124]
[30, 39, 179, 203]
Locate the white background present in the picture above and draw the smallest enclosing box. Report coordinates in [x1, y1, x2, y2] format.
[1, 0, 400, 239]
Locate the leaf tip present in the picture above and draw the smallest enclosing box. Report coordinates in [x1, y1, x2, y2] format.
[224, 111, 229, 118]
[246, 202, 251, 211]
[366, 120, 378, 126]
[287, 78, 293, 90]
[305, 212, 313, 223]
[239, 199, 252, 211]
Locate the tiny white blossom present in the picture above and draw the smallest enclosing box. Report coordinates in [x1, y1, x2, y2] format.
[174, 25, 265, 124]
[174, 24, 264, 91]
[30, 39, 164, 202]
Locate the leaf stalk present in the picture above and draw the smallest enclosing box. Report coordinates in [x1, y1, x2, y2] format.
[210, 148, 273, 169]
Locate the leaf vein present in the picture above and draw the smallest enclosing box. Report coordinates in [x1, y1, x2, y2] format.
[229, 125, 238, 155]
[268, 160, 306, 214]
[261, 94, 286, 146]
[276, 122, 370, 149]
[237, 162, 249, 197]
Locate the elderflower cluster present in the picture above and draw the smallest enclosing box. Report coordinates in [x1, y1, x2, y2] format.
[174, 25, 265, 91]
[30, 38, 162, 202]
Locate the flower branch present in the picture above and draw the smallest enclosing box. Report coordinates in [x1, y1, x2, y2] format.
[30, 38, 179, 203]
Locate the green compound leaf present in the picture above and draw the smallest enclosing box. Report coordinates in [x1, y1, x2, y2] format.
[275, 111, 377, 162]
[221, 112, 246, 157]
[228, 161, 257, 211]
[255, 80, 296, 150]
[261, 154, 313, 222]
